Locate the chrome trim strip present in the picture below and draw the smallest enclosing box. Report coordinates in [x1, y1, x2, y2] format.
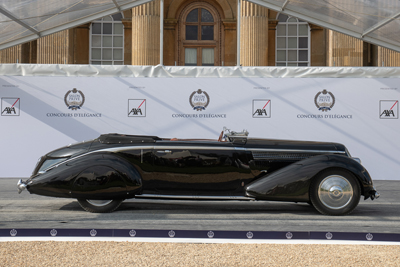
[249, 148, 345, 154]
[97, 146, 156, 152]
[135, 194, 255, 201]
[40, 145, 155, 173]
[155, 146, 345, 155]
[155, 146, 234, 151]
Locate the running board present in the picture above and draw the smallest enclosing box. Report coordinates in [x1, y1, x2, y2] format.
[135, 194, 255, 201]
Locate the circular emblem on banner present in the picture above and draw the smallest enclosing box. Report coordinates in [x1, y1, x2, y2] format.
[286, 232, 293, 239]
[325, 232, 333, 240]
[207, 231, 215, 238]
[129, 230, 137, 237]
[10, 229, 17, 237]
[366, 233, 373, 241]
[168, 230, 176, 238]
[314, 89, 335, 112]
[246, 231, 254, 239]
[189, 89, 210, 111]
[50, 229, 58, 237]
[64, 88, 85, 110]
[90, 229, 97, 237]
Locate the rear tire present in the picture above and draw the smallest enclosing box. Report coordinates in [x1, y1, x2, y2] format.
[77, 199, 124, 213]
[310, 169, 361, 215]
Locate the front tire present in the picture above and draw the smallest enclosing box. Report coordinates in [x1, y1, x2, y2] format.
[310, 169, 361, 215]
[77, 199, 124, 213]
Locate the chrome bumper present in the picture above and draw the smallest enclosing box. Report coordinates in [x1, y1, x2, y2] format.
[17, 179, 28, 194]
[369, 186, 380, 200]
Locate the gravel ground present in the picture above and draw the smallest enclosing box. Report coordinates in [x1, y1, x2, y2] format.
[1, 242, 399, 266]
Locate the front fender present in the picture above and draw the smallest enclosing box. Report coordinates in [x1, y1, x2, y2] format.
[69, 153, 142, 199]
[245, 154, 373, 202]
[26, 152, 142, 199]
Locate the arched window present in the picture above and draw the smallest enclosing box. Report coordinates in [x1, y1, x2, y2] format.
[276, 14, 310, 66]
[179, 3, 221, 66]
[90, 13, 124, 65]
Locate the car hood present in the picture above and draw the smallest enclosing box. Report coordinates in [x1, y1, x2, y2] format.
[245, 138, 346, 152]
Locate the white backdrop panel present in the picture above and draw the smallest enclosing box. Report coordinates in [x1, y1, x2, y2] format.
[0, 75, 399, 180]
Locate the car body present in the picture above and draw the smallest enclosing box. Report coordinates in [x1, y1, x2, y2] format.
[17, 128, 379, 215]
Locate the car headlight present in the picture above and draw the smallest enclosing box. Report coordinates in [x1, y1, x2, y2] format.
[38, 158, 69, 174]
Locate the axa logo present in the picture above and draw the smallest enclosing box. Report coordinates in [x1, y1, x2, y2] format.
[128, 99, 146, 117]
[380, 100, 398, 119]
[252, 99, 271, 118]
[1, 98, 20, 116]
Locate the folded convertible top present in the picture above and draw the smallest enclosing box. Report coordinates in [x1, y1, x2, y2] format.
[98, 133, 161, 144]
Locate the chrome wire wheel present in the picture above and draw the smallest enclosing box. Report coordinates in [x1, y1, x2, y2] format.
[318, 175, 353, 210]
[86, 199, 113, 207]
[77, 199, 124, 213]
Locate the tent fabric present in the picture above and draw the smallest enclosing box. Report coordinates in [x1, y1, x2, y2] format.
[1, 64, 400, 78]
[1, 0, 400, 52]
[0, 0, 152, 50]
[250, 0, 400, 52]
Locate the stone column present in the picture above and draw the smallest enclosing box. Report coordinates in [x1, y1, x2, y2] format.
[222, 19, 237, 66]
[267, 18, 278, 66]
[37, 30, 73, 64]
[309, 23, 326, 66]
[122, 18, 132, 65]
[163, 18, 177, 66]
[73, 24, 90, 64]
[0, 41, 38, 64]
[327, 30, 363, 66]
[240, 0, 268, 66]
[0, 45, 22, 63]
[131, 0, 161, 65]
[378, 47, 400, 67]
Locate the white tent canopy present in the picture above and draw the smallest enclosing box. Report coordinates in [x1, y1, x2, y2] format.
[0, 0, 152, 50]
[1, 0, 400, 52]
[251, 0, 400, 52]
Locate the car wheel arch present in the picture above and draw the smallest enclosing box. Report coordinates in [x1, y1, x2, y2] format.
[308, 167, 362, 215]
[69, 153, 143, 199]
[309, 166, 365, 197]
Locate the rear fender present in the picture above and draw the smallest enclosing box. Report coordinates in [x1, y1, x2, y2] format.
[245, 154, 373, 202]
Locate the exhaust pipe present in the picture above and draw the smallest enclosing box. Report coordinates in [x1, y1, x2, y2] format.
[17, 179, 27, 194]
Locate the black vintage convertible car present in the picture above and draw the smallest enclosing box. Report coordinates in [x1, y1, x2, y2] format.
[17, 128, 379, 215]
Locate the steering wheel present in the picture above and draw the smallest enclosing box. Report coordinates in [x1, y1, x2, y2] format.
[218, 131, 224, 142]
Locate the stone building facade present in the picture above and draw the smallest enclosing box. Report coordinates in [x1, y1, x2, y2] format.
[1, 0, 399, 67]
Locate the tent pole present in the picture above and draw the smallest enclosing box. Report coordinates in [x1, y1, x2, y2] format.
[160, 0, 164, 65]
[237, 0, 241, 66]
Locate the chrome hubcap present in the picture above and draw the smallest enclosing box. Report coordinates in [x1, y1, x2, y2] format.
[318, 175, 353, 209]
[86, 199, 113, 207]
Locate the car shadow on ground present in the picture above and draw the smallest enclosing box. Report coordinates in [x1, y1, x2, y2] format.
[57, 198, 391, 218]
[58, 199, 325, 216]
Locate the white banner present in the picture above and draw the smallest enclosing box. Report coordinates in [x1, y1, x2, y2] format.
[1, 72, 399, 180]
